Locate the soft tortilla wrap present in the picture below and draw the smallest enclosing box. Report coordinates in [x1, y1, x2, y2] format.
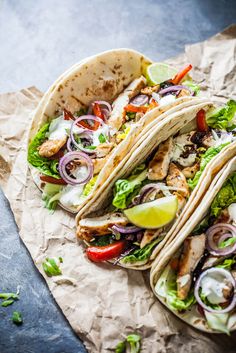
[150, 155, 236, 333]
[28, 49, 199, 213]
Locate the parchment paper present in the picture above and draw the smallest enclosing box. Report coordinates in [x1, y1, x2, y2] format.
[1, 26, 236, 353]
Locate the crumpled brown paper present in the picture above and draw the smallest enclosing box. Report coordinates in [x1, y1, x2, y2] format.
[1, 26, 236, 353]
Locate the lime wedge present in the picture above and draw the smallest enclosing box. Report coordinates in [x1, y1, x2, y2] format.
[124, 196, 178, 229]
[146, 63, 178, 85]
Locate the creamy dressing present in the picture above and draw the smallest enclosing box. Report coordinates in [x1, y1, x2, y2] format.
[172, 133, 197, 167]
[228, 203, 236, 225]
[92, 125, 110, 146]
[47, 116, 73, 140]
[211, 130, 236, 147]
[59, 166, 89, 207]
[158, 94, 176, 107]
[200, 272, 230, 304]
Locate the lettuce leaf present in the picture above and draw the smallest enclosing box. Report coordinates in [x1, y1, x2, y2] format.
[42, 183, 62, 211]
[27, 123, 61, 179]
[112, 165, 147, 209]
[182, 80, 200, 95]
[188, 143, 229, 190]
[216, 256, 236, 270]
[121, 237, 162, 264]
[210, 172, 236, 217]
[82, 175, 98, 197]
[206, 100, 236, 130]
[204, 311, 230, 335]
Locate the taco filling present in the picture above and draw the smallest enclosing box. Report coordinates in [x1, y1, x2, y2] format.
[155, 172, 236, 334]
[28, 63, 199, 212]
[77, 100, 236, 266]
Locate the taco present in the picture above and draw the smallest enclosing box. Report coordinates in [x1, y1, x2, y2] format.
[76, 99, 236, 269]
[27, 49, 201, 213]
[151, 155, 236, 334]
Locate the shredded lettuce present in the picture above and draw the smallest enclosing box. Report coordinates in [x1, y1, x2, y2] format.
[115, 334, 141, 353]
[126, 112, 136, 120]
[82, 175, 98, 197]
[219, 237, 236, 248]
[204, 311, 230, 335]
[155, 265, 196, 311]
[216, 256, 236, 270]
[206, 100, 236, 130]
[27, 123, 61, 179]
[117, 126, 131, 140]
[188, 143, 229, 190]
[182, 80, 200, 95]
[42, 183, 62, 211]
[210, 172, 236, 217]
[112, 164, 147, 209]
[121, 237, 162, 264]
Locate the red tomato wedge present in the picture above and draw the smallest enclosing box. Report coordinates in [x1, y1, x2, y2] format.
[86, 241, 126, 262]
[196, 109, 208, 132]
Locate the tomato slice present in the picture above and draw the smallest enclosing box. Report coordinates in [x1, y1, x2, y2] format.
[171, 64, 192, 85]
[40, 175, 67, 185]
[124, 104, 148, 113]
[196, 109, 208, 132]
[86, 240, 126, 262]
[63, 108, 75, 121]
[93, 102, 105, 120]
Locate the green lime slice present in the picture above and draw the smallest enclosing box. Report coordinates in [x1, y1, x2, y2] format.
[124, 196, 178, 229]
[146, 63, 178, 86]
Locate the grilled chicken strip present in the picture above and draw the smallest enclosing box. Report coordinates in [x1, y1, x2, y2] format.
[166, 163, 189, 198]
[148, 137, 173, 181]
[140, 229, 162, 249]
[38, 136, 67, 158]
[77, 212, 128, 240]
[177, 233, 206, 300]
[93, 156, 109, 174]
[182, 162, 200, 179]
[108, 76, 147, 131]
[95, 142, 114, 158]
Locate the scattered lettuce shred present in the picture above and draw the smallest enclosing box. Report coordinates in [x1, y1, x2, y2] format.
[42, 183, 62, 211]
[210, 172, 236, 217]
[216, 256, 236, 270]
[27, 123, 61, 179]
[12, 311, 23, 325]
[42, 257, 63, 277]
[115, 334, 141, 353]
[206, 100, 236, 130]
[188, 143, 229, 190]
[112, 164, 147, 209]
[121, 237, 162, 264]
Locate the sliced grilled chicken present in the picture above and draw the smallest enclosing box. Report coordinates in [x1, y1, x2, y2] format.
[166, 163, 189, 198]
[148, 137, 173, 181]
[177, 233, 206, 300]
[38, 136, 67, 158]
[95, 142, 114, 158]
[108, 76, 147, 131]
[141, 84, 160, 95]
[93, 156, 109, 174]
[182, 162, 200, 179]
[202, 255, 229, 270]
[140, 228, 162, 249]
[77, 212, 129, 240]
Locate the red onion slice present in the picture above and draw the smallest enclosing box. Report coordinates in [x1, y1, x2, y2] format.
[159, 85, 193, 96]
[58, 151, 93, 185]
[72, 115, 105, 131]
[194, 268, 236, 314]
[206, 223, 236, 256]
[111, 225, 142, 234]
[130, 94, 149, 106]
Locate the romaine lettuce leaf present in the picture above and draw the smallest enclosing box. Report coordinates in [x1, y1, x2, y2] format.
[42, 183, 62, 211]
[216, 256, 236, 270]
[121, 237, 162, 264]
[210, 172, 236, 217]
[112, 165, 147, 209]
[182, 80, 200, 95]
[204, 311, 230, 335]
[188, 143, 229, 190]
[82, 175, 98, 197]
[27, 123, 61, 179]
[206, 100, 236, 130]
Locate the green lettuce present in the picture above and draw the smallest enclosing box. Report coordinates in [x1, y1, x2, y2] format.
[121, 237, 162, 264]
[188, 143, 229, 190]
[206, 100, 236, 130]
[82, 175, 98, 197]
[204, 311, 230, 335]
[42, 183, 62, 211]
[210, 172, 236, 217]
[182, 80, 200, 95]
[27, 123, 61, 179]
[155, 265, 196, 311]
[216, 256, 236, 270]
[112, 165, 147, 209]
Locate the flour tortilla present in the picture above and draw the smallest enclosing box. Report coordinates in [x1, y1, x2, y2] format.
[150, 155, 236, 333]
[28, 48, 200, 213]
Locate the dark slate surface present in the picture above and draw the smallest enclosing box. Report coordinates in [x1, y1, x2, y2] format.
[0, 1, 235, 352]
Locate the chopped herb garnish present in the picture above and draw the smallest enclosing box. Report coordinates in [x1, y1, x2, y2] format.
[0, 293, 19, 300]
[98, 133, 107, 143]
[1, 299, 14, 307]
[115, 333, 141, 353]
[126, 112, 136, 120]
[42, 257, 63, 277]
[86, 145, 96, 150]
[12, 311, 23, 325]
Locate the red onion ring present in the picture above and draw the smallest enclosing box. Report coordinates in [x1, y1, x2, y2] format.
[159, 85, 193, 96]
[206, 223, 236, 256]
[130, 94, 149, 106]
[58, 151, 93, 185]
[72, 115, 105, 131]
[111, 225, 142, 234]
[194, 267, 236, 314]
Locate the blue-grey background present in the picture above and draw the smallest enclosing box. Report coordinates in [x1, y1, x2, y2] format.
[0, 0, 235, 352]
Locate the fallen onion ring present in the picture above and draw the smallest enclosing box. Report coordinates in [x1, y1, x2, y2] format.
[206, 223, 236, 256]
[58, 151, 93, 185]
[130, 94, 149, 106]
[194, 268, 236, 314]
[159, 85, 193, 96]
